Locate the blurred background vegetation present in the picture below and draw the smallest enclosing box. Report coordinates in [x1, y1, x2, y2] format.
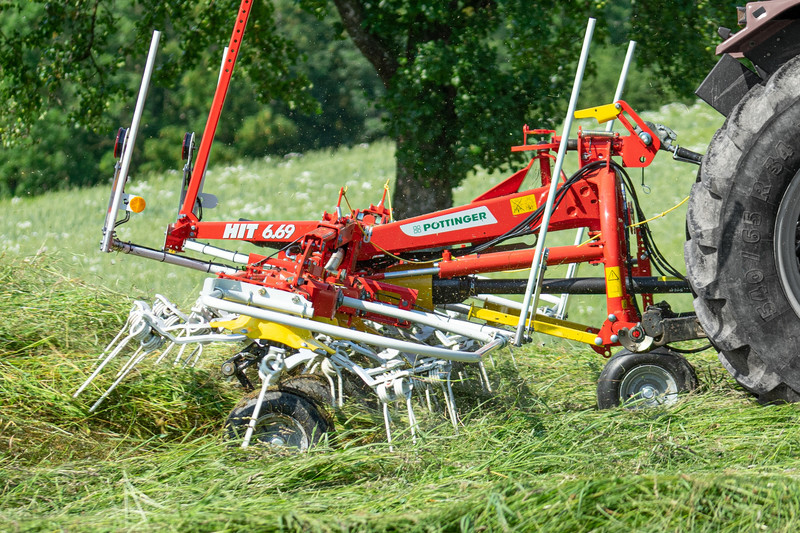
[0, 0, 385, 196]
[0, 0, 737, 206]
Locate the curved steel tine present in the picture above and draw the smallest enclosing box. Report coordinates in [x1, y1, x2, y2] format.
[425, 383, 433, 412]
[154, 341, 176, 365]
[97, 314, 134, 361]
[478, 361, 492, 393]
[173, 341, 189, 366]
[180, 344, 201, 367]
[115, 346, 144, 378]
[74, 333, 135, 398]
[188, 344, 203, 367]
[383, 402, 393, 452]
[242, 377, 270, 449]
[443, 371, 459, 432]
[88, 348, 150, 413]
[405, 395, 418, 445]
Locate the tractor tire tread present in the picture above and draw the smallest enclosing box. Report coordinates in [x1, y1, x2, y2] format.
[686, 54, 800, 402]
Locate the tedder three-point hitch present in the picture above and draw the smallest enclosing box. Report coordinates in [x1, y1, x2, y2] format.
[75, 4, 713, 450]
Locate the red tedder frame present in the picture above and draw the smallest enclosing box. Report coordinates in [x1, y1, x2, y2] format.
[160, 0, 682, 355]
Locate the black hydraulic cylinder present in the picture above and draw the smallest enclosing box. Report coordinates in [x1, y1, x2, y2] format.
[432, 276, 691, 304]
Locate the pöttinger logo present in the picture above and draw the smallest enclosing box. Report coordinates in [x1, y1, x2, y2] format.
[400, 206, 497, 237]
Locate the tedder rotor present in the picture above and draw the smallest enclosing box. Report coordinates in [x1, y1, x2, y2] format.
[76, 2, 711, 450]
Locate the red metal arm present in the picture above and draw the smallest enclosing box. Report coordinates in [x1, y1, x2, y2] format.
[166, 0, 254, 251]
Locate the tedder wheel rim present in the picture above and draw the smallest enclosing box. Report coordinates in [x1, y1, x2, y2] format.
[774, 170, 800, 319]
[618, 364, 679, 408]
[226, 391, 329, 451]
[253, 413, 310, 449]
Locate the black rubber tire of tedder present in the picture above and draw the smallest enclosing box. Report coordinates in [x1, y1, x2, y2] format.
[597, 348, 698, 409]
[226, 390, 329, 450]
[281, 372, 378, 410]
[685, 55, 800, 403]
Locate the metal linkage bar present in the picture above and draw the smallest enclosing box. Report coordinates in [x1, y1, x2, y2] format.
[112, 240, 240, 275]
[201, 284, 508, 363]
[101, 31, 161, 252]
[184, 240, 250, 265]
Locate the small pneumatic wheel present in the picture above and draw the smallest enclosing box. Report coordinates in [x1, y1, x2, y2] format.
[226, 390, 329, 451]
[596, 347, 698, 409]
[280, 373, 378, 410]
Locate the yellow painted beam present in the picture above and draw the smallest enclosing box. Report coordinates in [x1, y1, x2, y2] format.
[469, 306, 598, 345]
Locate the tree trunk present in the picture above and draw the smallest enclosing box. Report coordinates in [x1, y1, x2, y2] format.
[391, 136, 454, 220]
[331, 0, 457, 220]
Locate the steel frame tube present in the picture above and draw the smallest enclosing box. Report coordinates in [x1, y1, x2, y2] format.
[209, 278, 504, 341]
[209, 279, 315, 318]
[339, 295, 506, 343]
[433, 276, 690, 299]
[435, 245, 605, 278]
[381, 267, 441, 279]
[201, 292, 506, 363]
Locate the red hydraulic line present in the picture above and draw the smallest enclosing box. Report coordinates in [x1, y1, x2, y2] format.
[180, 0, 254, 218]
[436, 244, 605, 278]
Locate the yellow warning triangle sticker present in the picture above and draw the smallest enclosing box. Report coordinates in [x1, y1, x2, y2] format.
[605, 267, 623, 298]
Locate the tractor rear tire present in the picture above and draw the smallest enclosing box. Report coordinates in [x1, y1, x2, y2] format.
[685, 55, 800, 402]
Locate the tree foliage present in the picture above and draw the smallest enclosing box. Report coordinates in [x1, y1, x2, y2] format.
[628, 0, 739, 98]
[321, 0, 612, 216]
[0, 1, 310, 144]
[0, 0, 739, 212]
[0, 0, 381, 196]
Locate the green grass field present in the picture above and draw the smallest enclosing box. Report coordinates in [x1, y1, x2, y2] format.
[4, 256, 800, 532]
[7, 102, 800, 532]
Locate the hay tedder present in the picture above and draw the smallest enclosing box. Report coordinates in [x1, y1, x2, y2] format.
[77, 1, 800, 449]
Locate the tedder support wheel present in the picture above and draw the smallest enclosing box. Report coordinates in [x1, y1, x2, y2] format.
[686, 54, 800, 403]
[279, 374, 336, 410]
[226, 390, 329, 450]
[281, 372, 378, 410]
[597, 348, 698, 409]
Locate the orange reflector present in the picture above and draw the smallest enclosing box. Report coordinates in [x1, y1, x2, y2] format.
[128, 196, 146, 213]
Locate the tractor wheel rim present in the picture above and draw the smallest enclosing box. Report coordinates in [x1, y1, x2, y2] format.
[775, 170, 800, 319]
[619, 364, 679, 408]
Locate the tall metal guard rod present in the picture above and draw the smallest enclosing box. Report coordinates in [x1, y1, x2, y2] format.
[101, 30, 161, 253]
[556, 40, 637, 319]
[606, 41, 637, 133]
[513, 18, 596, 346]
